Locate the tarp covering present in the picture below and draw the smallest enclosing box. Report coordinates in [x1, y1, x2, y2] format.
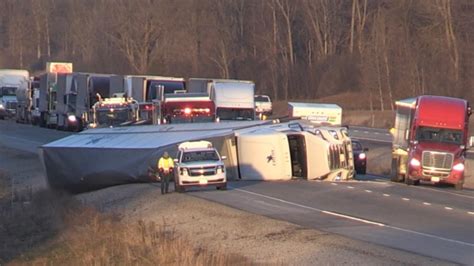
[40, 121, 266, 192]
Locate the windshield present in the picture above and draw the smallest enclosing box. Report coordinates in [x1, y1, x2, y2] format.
[255, 96, 270, 102]
[0, 86, 17, 96]
[415, 127, 463, 145]
[96, 108, 132, 126]
[147, 80, 185, 101]
[352, 141, 362, 151]
[182, 150, 219, 162]
[217, 108, 254, 121]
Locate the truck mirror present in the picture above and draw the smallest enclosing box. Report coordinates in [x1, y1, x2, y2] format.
[173, 158, 178, 163]
[469, 136, 474, 149]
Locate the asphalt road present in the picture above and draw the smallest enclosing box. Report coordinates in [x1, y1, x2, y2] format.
[1, 120, 473, 264]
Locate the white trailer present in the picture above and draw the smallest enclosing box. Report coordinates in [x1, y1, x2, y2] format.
[0, 69, 29, 120]
[188, 78, 255, 121]
[288, 102, 342, 126]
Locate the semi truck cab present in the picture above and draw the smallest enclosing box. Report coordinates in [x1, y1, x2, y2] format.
[391, 96, 471, 189]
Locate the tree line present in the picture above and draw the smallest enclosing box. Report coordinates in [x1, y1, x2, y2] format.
[0, 0, 472, 110]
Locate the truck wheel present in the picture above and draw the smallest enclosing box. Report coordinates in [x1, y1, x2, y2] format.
[455, 182, 463, 190]
[405, 175, 414, 185]
[217, 183, 227, 191]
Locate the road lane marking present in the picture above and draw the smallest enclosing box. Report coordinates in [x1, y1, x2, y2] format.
[468, 212, 474, 215]
[423, 202, 431, 206]
[374, 132, 379, 135]
[365, 190, 372, 193]
[231, 187, 474, 247]
[347, 186, 354, 189]
[383, 194, 390, 197]
[402, 198, 410, 201]
[232, 187, 384, 227]
[321, 211, 385, 226]
[363, 131, 369, 134]
[331, 183, 338, 186]
[444, 207, 453, 211]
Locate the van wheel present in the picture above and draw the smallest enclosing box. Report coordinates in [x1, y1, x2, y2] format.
[455, 182, 463, 190]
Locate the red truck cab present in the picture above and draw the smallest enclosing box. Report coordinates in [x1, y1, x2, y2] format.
[391, 95, 471, 189]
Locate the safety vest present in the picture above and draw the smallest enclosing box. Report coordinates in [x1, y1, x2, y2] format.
[158, 157, 174, 171]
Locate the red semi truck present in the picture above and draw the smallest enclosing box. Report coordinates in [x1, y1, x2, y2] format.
[138, 93, 215, 124]
[391, 95, 472, 189]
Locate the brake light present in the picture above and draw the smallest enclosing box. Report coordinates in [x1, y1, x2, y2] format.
[358, 153, 366, 160]
[205, 108, 210, 113]
[184, 108, 191, 115]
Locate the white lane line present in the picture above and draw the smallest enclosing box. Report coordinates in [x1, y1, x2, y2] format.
[402, 198, 410, 201]
[423, 202, 432, 206]
[331, 183, 338, 186]
[353, 130, 359, 132]
[444, 207, 453, 211]
[347, 186, 354, 189]
[363, 131, 370, 134]
[321, 211, 385, 227]
[468, 212, 474, 215]
[383, 194, 390, 197]
[232, 187, 474, 247]
[385, 225, 474, 247]
[365, 190, 372, 193]
[374, 132, 380, 135]
[233, 188, 384, 227]
[385, 133, 391, 136]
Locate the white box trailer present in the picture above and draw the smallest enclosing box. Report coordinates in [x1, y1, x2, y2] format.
[188, 78, 255, 121]
[288, 102, 342, 126]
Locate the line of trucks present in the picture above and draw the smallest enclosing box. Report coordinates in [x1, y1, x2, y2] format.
[1, 63, 261, 131]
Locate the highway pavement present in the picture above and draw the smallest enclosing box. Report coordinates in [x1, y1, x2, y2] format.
[1, 120, 473, 264]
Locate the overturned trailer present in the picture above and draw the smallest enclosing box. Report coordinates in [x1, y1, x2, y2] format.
[40, 120, 354, 192]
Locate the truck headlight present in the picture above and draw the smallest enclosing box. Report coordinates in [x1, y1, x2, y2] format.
[452, 163, 464, 172]
[217, 165, 225, 174]
[410, 158, 421, 167]
[67, 115, 77, 122]
[179, 167, 188, 175]
[0, 103, 4, 109]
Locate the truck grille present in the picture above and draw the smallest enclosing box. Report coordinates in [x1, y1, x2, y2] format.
[6, 101, 16, 110]
[188, 166, 216, 176]
[422, 151, 453, 170]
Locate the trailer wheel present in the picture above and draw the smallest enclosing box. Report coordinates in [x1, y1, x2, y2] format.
[455, 182, 463, 190]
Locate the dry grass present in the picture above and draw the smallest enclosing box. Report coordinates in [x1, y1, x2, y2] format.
[1, 190, 251, 265]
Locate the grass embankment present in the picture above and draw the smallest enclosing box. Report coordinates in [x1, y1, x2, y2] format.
[0, 189, 249, 265]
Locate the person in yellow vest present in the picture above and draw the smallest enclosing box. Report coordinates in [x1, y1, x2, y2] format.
[158, 151, 174, 194]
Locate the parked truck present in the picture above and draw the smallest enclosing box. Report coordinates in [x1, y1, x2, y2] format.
[390, 96, 472, 190]
[188, 78, 255, 121]
[0, 69, 29, 120]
